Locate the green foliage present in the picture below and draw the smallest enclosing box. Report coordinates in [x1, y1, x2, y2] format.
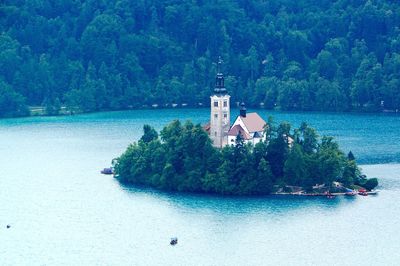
[364, 178, 379, 191]
[1, 1, 400, 117]
[140, 124, 158, 144]
[44, 97, 61, 116]
[348, 151, 356, 161]
[115, 118, 369, 195]
[0, 79, 29, 117]
[314, 136, 346, 185]
[284, 144, 307, 186]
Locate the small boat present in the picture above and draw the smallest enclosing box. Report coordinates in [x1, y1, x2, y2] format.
[358, 188, 368, 196]
[101, 167, 114, 175]
[367, 190, 379, 195]
[170, 237, 178, 245]
[345, 188, 357, 196]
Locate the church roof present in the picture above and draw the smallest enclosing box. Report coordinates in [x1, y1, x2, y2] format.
[228, 124, 252, 140]
[240, 113, 266, 133]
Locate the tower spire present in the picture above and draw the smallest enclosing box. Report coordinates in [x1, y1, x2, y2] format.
[240, 102, 247, 117]
[214, 56, 227, 94]
[217, 56, 222, 73]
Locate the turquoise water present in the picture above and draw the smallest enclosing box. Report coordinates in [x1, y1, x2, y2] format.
[1, 109, 400, 265]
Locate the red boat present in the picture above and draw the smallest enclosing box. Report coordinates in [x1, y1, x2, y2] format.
[358, 188, 368, 196]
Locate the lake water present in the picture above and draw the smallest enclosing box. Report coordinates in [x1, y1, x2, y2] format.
[0, 109, 399, 265]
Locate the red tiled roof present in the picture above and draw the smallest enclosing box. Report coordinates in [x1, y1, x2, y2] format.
[203, 122, 211, 134]
[240, 113, 266, 133]
[228, 124, 252, 140]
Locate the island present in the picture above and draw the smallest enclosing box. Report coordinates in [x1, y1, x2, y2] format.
[114, 119, 378, 196]
[114, 63, 378, 196]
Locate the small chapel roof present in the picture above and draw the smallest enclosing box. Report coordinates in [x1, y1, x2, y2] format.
[239, 112, 266, 133]
[228, 124, 252, 140]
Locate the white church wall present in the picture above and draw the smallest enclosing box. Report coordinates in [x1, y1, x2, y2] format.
[210, 94, 231, 148]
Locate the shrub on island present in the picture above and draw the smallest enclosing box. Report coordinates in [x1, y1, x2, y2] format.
[114, 119, 378, 195]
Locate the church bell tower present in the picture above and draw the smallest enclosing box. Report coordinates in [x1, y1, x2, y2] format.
[210, 57, 230, 148]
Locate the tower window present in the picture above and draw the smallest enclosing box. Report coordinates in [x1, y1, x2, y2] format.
[224, 113, 227, 118]
[214, 114, 218, 118]
[223, 101, 227, 107]
[215, 132, 217, 136]
[214, 101, 218, 107]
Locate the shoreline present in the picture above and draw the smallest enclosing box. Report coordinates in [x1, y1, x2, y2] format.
[2, 105, 398, 120]
[272, 191, 379, 196]
[115, 177, 379, 198]
[115, 184, 380, 198]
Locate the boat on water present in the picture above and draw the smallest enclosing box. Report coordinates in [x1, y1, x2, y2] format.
[358, 188, 368, 196]
[345, 188, 357, 196]
[101, 167, 114, 175]
[170, 237, 178, 245]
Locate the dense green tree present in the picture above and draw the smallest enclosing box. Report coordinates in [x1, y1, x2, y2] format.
[348, 151, 355, 161]
[341, 160, 360, 186]
[315, 50, 338, 80]
[284, 144, 307, 186]
[44, 97, 61, 116]
[315, 136, 346, 186]
[1, 0, 399, 117]
[0, 79, 29, 117]
[140, 124, 158, 143]
[364, 178, 379, 191]
[297, 122, 318, 154]
[253, 158, 274, 194]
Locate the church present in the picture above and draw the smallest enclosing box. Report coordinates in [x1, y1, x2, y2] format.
[204, 59, 267, 148]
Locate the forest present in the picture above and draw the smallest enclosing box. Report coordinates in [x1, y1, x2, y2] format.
[114, 120, 378, 195]
[1, 0, 400, 117]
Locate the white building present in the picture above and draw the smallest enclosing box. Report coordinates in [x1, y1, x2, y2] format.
[227, 103, 267, 146]
[205, 58, 267, 147]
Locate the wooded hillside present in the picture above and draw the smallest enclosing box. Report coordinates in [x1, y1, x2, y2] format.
[1, 0, 400, 117]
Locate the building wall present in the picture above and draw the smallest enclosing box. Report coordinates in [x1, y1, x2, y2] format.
[228, 135, 264, 146]
[210, 94, 230, 148]
[228, 135, 236, 145]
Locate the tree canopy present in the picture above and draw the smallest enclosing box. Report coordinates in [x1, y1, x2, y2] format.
[114, 120, 378, 195]
[1, 0, 400, 117]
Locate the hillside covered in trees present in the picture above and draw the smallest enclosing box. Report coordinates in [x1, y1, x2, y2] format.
[115, 120, 378, 195]
[1, 0, 400, 117]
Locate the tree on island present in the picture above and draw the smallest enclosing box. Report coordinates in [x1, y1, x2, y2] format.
[114, 120, 378, 195]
